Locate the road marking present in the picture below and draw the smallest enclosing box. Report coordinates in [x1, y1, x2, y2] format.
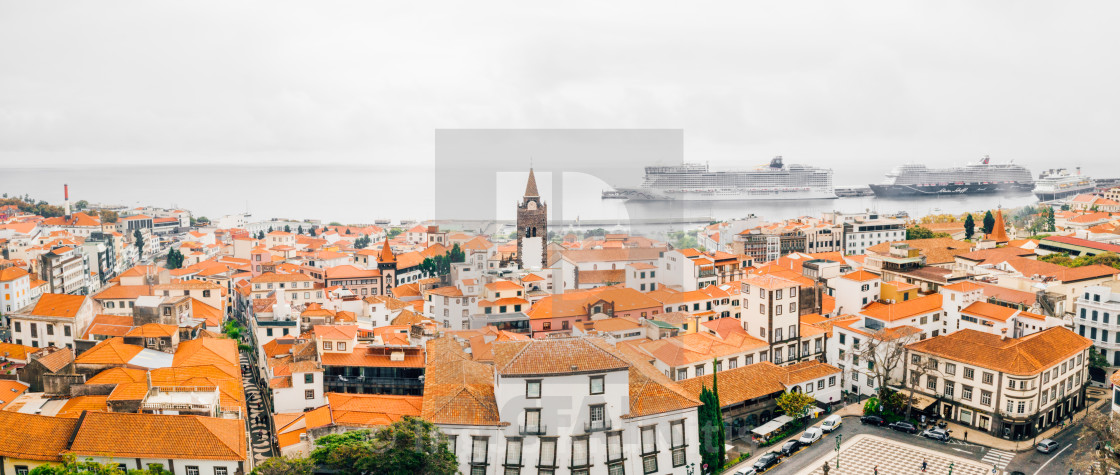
[1033, 443, 1072, 475]
[981, 449, 1015, 469]
[952, 448, 970, 454]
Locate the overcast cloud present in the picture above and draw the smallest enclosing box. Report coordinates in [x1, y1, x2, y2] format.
[1, 1, 1118, 172]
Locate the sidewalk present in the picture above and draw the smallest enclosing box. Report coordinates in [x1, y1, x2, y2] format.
[938, 393, 1110, 452]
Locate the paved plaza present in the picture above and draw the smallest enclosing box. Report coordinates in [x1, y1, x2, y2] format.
[796, 434, 998, 475]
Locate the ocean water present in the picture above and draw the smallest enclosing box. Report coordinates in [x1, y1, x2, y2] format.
[0, 165, 1042, 228]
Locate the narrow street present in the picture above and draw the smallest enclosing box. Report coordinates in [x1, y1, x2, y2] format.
[242, 350, 276, 464]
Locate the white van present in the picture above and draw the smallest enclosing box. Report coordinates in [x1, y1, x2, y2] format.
[820, 415, 842, 433]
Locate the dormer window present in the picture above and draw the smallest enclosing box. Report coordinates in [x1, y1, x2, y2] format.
[323, 341, 333, 350]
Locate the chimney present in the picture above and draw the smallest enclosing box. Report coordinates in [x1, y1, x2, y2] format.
[1000, 328, 1008, 340]
[64, 184, 71, 219]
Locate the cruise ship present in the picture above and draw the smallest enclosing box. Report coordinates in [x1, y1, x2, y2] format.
[604, 156, 836, 201]
[1033, 168, 1095, 201]
[868, 156, 1034, 197]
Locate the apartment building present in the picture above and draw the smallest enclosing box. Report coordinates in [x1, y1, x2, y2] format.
[905, 327, 1091, 440]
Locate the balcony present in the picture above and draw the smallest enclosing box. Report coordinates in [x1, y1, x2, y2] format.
[584, 419, 613, 433]
[519, 425, 547, 436]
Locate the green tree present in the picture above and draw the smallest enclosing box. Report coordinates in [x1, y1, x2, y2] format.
[905, 225, 935, 240]
[329, 221, 343, 227]
[99, 209, 119, 223]
[257, 230, 265, 240]
[776, 390, 816, 419]
[196, 216, 209, 225]
[133, 229, 144, 256]
[268, 226, 274, 233]
[388, 227, 403, 239]
[698, 380, 725, 473]
[166, 248, 183, 270]
[982, 210, 995, 235]
[310, 417, 457, 475]
[1090, 350, 1109, 371]
[963, 213, 975, 240]
[252, 456, 314, 475]
[74, 199, 89, 210]
[1045, 206, 1056, 232]
[297, 225, 304, 235]
[284, 225, 291, 233]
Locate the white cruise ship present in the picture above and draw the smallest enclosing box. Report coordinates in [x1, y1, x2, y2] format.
[1033, 168, 1095, 201]
[605, 157, 836, 201]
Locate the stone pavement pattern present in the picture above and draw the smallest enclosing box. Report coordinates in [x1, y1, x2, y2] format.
[798, 435, 994, 475]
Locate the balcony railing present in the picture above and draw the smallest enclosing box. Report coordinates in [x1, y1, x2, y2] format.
[519, 425, 547, 436]
[584, 419, 613, 433]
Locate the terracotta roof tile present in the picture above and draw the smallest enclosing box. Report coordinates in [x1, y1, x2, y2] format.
[906, 327, 1091, 376]
[68, 412, 246, 461]
[492, 338, 630, 376]
[0, 411, 79, 461]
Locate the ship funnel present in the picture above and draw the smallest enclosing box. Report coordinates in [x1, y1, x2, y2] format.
[769, 156, 784, 169]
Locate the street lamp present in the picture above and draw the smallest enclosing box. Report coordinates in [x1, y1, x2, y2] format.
[948, 462, 954, 475]
[835, 433, 842, 469]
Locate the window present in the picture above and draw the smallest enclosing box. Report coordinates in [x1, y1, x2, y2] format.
[927, 376, 937, 390]
[589, 404, 606, 430]
[15, 467, 28, 475]
[527, 380, 541, 399]
[982, 372, 993, 385]
[695, 365, 705, 377]
[186, 468, 200, 475]
[964, 367, 975, 380]
[305, 373, 314, 384]
[790, 302, 797, 313]
[572, 436, 590, 467]
[981, 390, 992, 406]
[828, 376, 836, 386]
[589, 375, 604, 395]
[214, 468, 228, 475]
[962, 385, 973, 400]
[945, 363, 956, 375]
[667, 421, 685, 466]
[608, 431, 624, 462]
[818, 379, 825, 390]
[13, 322, 19, 333]
[323, 341, 332, 350]
[539, 438, 557, 468]
[676, 369, 687, 381]
[505, 438, 522, 467]
[944, 381, 955, 397]
[64, 325, 71, 337]
[471, 437, 489, 467]
[524, 409, 541, 433]
[305, 390, 315, 399]
[46, 325, 54, 336]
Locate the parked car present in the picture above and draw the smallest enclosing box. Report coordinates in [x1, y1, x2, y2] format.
[752, 452, 781, 472]
[920, 428, 951, 441]
[780, 439, 803, 456]
[888, 421, 919, 434]
[1037, 439, 1059, 454]
[733, 470, 758, 475]
[799, 427, 823, 445]
[860, 415, 887, 426]
[820, 415, 842, 433]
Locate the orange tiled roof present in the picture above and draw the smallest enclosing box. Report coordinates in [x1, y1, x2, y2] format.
[0, 411, 80, 461]
[28, 293, 87, 319]
[860, 294, 943, 322]
[616, 349, 701, 418]
[422, 337, 502, 426]
[493, 338, 630, 376]
[327, 392, 423, 427]
[907, 327, 1091, 376]
[68, 412, 246, 461]
[74, 338, 144, 365]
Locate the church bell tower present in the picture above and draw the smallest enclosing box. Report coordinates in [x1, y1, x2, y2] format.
[516, 168, 547, 269]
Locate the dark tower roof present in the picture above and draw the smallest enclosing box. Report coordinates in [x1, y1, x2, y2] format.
[524, 168, 540, 198]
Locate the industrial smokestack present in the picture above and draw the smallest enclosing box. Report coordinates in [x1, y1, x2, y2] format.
[64, 184, 71, 218]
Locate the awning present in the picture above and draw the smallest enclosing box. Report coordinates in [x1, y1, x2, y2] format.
[751, 415, 794, 436]
[907, 392, 939, 412]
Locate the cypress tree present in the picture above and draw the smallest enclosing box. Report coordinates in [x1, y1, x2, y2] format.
[982, 210, 995, 235]
[964, 214, 975, 240]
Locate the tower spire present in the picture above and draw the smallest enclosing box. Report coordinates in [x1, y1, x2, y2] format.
[524, 167, 540, 198]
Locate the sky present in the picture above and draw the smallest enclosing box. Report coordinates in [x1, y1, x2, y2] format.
[1, 1, 1119, 175]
